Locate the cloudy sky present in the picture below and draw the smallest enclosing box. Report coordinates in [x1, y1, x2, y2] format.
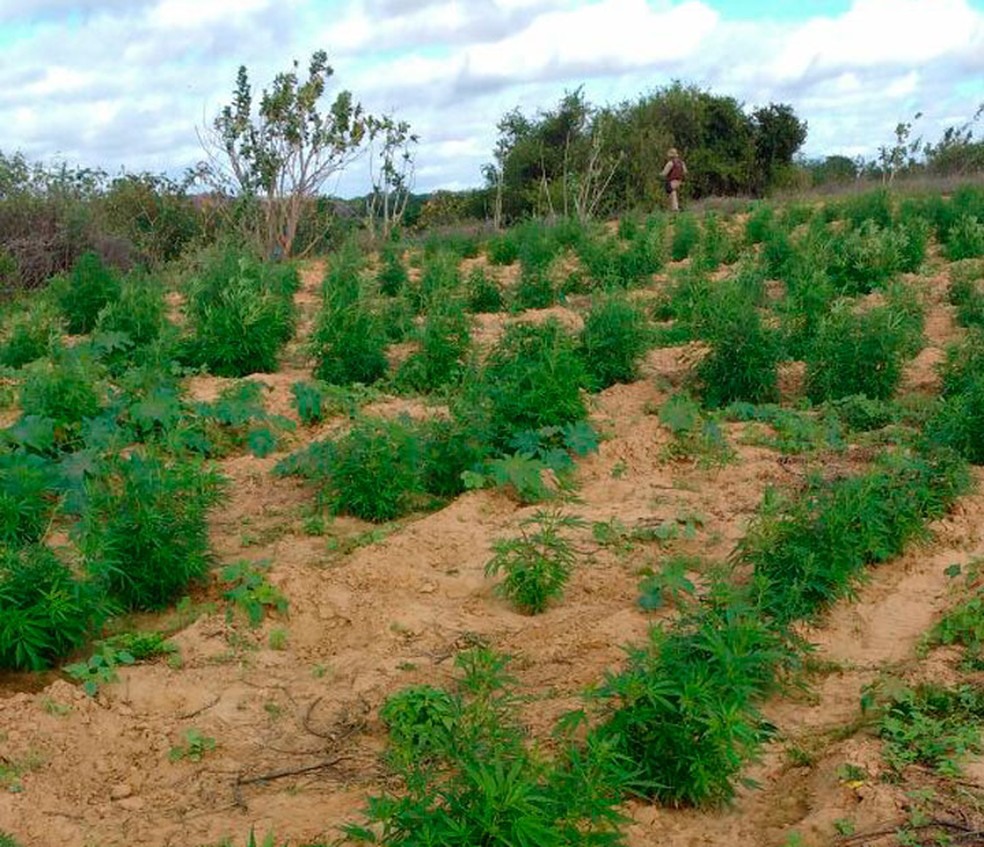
[2, 0, 983, 196]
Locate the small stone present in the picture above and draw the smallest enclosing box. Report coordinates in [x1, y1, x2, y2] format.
[119, 796, 145, 812]
[419, 581, 437, 594]
[110, 783, 132, 800]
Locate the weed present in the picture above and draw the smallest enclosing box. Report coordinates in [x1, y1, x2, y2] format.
[943, 214, 984, 261]
[670, 213, 700, 261]
[291, 381, 327, 426]
[80, 452, 226, 611]
[168, 728, 217, 763]
[637, 555, 699, 611]
[0, 543, 103, 671]
[377, 244, 409, 296]
[183, 249, 297, 377]
[268, 628, 288, 650]
[0, 298, 62, 369]
[51, 252, 122, 335]
[220, 560, 288, 627]
[95, 273, 167, 348]
[578, 294, 650, 390]
[485, 508, 587, 614]
[657, 393, 735, 467]
[18, 348, 103, 449]
[63, 643, 136, 697]
[465, 266, 504, 313]
[395, 295, 472, 393]
[344, 647, 625, 846]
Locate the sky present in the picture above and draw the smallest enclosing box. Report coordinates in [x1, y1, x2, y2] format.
[1, 0, 983, 197]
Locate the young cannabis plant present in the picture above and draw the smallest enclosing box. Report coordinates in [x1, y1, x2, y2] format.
[485, 508, 587, 614]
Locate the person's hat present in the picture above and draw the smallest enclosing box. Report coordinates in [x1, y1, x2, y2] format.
[667, 147, 679, 158]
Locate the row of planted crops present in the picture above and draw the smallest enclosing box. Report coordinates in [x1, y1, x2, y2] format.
[1, 184, 984, 844]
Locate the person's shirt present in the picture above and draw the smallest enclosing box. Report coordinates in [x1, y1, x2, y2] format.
[662, 157, 687, 180]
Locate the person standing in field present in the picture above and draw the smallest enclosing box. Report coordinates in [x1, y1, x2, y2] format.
[661, 147, 687, 212]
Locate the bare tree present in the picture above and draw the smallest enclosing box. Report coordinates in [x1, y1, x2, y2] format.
[364, 115, 418, 240]
[196, 50, 368, 258]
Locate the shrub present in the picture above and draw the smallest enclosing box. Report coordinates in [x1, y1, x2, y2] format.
[485, 508, 586, 614]
[948, 261, 984, 329]
[513, 265, 555, 309]
[80, 452, 226, 610]
[345, 648, 625, 846]
[804, 300, 919, 402]
[303, 416, 424, 522]
[744, 203, 774, 244]
[692, 277, 781, 408]
[396, 297, 472, 394]
[739, 448, 970, 624]
[578, 294, 650, 389]
[95, 273, 167, 347]
[477, 320, 589, 446]
[0, 543, 102, 670]
[0, 298, 62, 369]
[944, 215, 984, 261]
[591, 596, 792, 806]
[825, 220, 906, 295]
[312, 245, 389, 386]
[52, 251, 121, 335]
[670, 213, 700, 261]
[926, 373, 984, 464]
[465, 266, 504, 313]
[19, 349, 103, 448]
[291, 380, 327, 426]
[377, 244, 409, 296]
[183, 250, 297, 377]
[0, 452, 57, 545]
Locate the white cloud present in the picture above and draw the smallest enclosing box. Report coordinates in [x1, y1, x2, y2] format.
[0, 0, 982, 193]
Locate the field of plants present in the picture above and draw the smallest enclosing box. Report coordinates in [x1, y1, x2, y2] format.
[1, 184, 984, 847]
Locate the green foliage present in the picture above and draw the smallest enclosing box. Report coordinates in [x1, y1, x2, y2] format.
[179, 380, 292, 458]
[824, 220, 909, 295]
[476, 320, 589, 446]
[18, 349, 103, 449]
[693, 278, 781, 408]
[876, 683, 984, 776]
[513, 266, 556, 309]
[95, 273, 167, 348]
[291, 380, 327, 426]
[943, 214, 984, 261]
[168, 728, 217, 763]
[827, 394, 899, 432]
[52, 251, 121, 335]
[744, 203, 774, 244]
[313, 244, 389, 385]
[344, 648, 625, 846]
[739, 448, 971, 624]
[183, 249, 297, 377]
[396, 296, 472, 393]
[591, 596, 793, 806]
[657, 393, 734, 466]
[0, 298, 62, 369]
[0, 543, 101, 671]
[63, 642, 139, 696]
[579, 294, 650, 389]
[80, 452, 226, 610]
[485, 508, 586, 614]
[927, 584, 984, 669]
[220, 559, 288, 627]
[670, 214, 700, 261]
[926, 370, 984, 464]
[637, 555, 698, 611]
[465, 266, 504, 313]
[377, 244, 409, 296]
[0, 452, 57, 545]
[804, 300, 921, 403]
[282, 416, 426, 522]
[948, 260, 984, 329]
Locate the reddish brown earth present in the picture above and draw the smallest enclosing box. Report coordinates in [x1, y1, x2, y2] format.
[1, 253, 982, 847]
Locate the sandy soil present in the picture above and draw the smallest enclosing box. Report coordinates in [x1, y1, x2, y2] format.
[1, 250, 982, 847]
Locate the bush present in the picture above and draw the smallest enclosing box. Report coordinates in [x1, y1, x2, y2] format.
[19, 349, 103, 447]
[52, 251, 121, 335]
[944, 215, 984, 261]
[313, 245, 389, 386]
[591, 596, 791, 806]
[478, 320, 589, 446]
[377, 244, 409, 296]
[825, 220, 906, 295]
[513, 265, 556, 309]
[739, 448, 970, 624]
[396, 297, 472, 394]
[80, 452, 226, 610]
[804, 300, 919, 402]
[948, 261, 984, 329]
[579, 294, 650, 389]
[670, 213, 700, 261]
[308, 416, 424, 522]
[465, 266, 504, 313]
[0, 452, 57, 545]
[0, 298, 62, 369]
[485, 509, 586, 614]
[345, 648, 624, 846]
[95, 273, 167, 347]
[183, 249, 297, 377]
[0, 543, 102, 670]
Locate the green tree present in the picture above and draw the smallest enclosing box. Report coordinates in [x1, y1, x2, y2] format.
[751, 103, 808, 194]
[198, 51, 369, 258]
